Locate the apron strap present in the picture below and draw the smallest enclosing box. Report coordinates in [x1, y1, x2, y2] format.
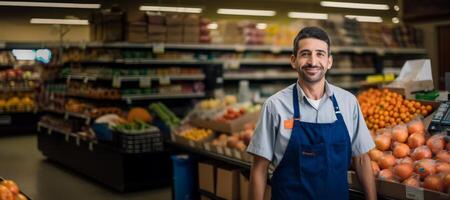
[293, 84, 300, 119]
[330, 95, 340, 113]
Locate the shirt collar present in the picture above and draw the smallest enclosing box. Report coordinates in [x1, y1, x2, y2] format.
[296, 80, 333, 103]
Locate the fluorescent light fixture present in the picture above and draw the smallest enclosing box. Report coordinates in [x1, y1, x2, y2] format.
[392, 17, 399, 24]
[288, 12, 328, 20]
[12, 49, 35, 60]
[345, 15, 383, 23]
[217, 8, 276, 16]
[139, 6, 202, 13]
[320, 1, 389, 10]
[30, 18, 89, 25]
[0, 1, 100, 9]
[256, 23, 267, 30]
[207, 23, 218, 30]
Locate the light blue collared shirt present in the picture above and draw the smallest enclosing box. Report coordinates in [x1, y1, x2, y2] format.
[247, 81, 375, 169]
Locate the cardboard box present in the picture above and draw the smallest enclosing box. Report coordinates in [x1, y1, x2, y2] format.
[386, 80, 434, 99]
[240, 172, 249, 200]
[148, 25, 166, 34]
[198, 162, 216, 194]
[190, 111, 260, 133]
[200, 195, 211, 200]
[347, 171, 449, 200]
[386, 59, 434, 99]
[216, 166, 240, 200]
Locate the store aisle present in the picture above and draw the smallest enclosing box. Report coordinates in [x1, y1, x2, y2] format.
[0, 135, 172, 200]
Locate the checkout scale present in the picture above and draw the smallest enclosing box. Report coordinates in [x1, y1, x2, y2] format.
[428, 101, 450, 141]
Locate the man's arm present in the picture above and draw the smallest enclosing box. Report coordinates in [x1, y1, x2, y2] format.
[353, 153, 377, 200]
[249, 155, 270, 200]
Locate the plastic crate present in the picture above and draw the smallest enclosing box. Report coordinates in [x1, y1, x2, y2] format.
[113, 127, 164, 153]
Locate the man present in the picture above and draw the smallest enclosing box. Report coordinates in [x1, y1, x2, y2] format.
[247, 27, 377, 200]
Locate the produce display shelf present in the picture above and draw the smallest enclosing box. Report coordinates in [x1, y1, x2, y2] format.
[65, 94, 122, 101]
[36, 125, 172, 192]
[169, 142, 251, 169]
[334, 82, 362, 89]
[223, 68, 376, 80]
[67, 59, 222, 65]
[0, 87, 36, 92]
[66, 74, 206, 82]
[37, 122, 77, 136]
[122, 92, 206, 101]
[42, 109, 96, 125]
[4, 42, 426, 55]
[236, 59, 290, 65]
[170, 142, 403, 200]
[330, 68, 376, 75]
[64, 111, 91, 125]
[223, 72, 297, 80]
[0, 109, 38, 114]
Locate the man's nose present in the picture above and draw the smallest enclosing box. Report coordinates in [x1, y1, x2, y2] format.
[307, 54, 318, 66]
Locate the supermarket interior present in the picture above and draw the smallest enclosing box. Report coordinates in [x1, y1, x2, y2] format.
[0, 0, 450, 200]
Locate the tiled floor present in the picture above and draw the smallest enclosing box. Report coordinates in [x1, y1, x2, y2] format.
[0, 134, 172, 200]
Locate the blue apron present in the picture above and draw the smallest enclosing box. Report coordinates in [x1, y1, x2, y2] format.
[271, 84, 352, 200]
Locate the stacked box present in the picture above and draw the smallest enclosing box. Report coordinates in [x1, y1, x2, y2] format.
[242, 22, 265, 45]
[199, 18, 211, 43]
[219, 21, 243, 44]
[147, 12, 166, 43]
[90, 8, 126, 42]
[127, 21, 148, 42]
[166, 13, 184, 43]
[183, 14, 200, 43]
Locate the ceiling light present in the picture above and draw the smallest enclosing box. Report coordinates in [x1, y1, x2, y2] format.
[320, 1, 389, 10]
[394, 5, 400, 11]
[30, 18, 89, 25]
[207, 23, 218, 30]
[256, 23, 267, 30]
[392, 17, 399, 24]
[217, 8, 276, 16]
[345, 15, 383, 23]
[0, 1, 100, 9]
[288, 12, 328, 20]
[139, 6, 202, 13]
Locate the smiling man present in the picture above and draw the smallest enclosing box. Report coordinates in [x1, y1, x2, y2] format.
[247, 27, 377, 200]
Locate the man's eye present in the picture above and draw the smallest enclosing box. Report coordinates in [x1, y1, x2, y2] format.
[300, 53, 310, 57]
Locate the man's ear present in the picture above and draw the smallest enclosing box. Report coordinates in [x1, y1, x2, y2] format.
[327, 55, 333, 69]
[290, 54, 297, 70]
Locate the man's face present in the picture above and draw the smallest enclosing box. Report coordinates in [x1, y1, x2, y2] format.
[291, 38, 333, 84]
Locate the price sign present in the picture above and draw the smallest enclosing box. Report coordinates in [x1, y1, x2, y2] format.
[204, 143, 211, 151]
[159, 76, 171, 85]
[112, 77, 121, 88]
[139, 77, 151, 88]
[153, 43, 165, 54]
[405, 186, 424, 200]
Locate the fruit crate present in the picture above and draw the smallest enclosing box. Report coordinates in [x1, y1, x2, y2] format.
[112, 127, 164, 153]
[0, 177, 32, 200]
[190, 111, 259, 133]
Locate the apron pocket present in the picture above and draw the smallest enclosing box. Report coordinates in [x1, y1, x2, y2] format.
[330, 142, 349, 172]
[299, 143, 326, 176]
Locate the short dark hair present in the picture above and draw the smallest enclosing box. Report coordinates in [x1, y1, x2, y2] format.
[293, 26, 331, 56]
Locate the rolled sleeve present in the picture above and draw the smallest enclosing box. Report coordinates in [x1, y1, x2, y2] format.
[247, 101, 277, 161]
[351, 99, 375, 157]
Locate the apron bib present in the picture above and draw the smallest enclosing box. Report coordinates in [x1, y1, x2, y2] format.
[271, 84, 352, 200]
